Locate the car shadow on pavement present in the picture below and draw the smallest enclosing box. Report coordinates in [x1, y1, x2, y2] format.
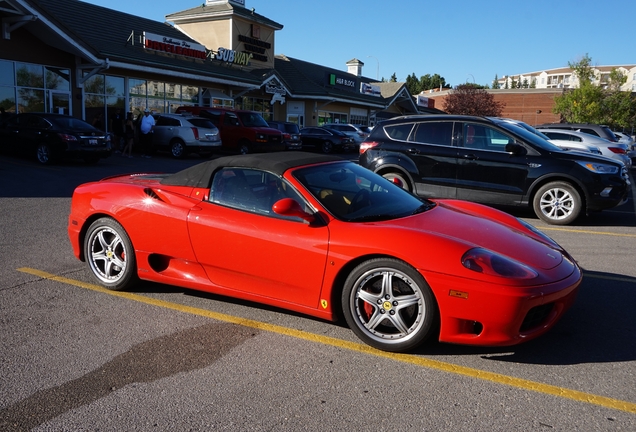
[416, 269, 636, 365]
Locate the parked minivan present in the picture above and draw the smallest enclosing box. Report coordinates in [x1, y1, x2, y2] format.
[175, 106, 284, 154]
[359, 115, 630, 225]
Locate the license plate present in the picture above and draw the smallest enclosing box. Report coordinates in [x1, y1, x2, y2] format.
[89, 139, 98, 145]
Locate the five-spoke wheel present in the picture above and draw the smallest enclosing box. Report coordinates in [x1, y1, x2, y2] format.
[84, 218, 138, 290]
[342, 258, 437, 352]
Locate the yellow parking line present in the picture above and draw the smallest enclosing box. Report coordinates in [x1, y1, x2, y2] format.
[18, 267, 636, 415]
[541, 227, 636, 238]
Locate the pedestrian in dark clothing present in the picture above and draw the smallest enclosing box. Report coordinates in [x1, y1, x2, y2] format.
[110, 108, 125, 152]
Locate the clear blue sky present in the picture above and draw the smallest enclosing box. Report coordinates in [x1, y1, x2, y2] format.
[85, 0, 635, 88]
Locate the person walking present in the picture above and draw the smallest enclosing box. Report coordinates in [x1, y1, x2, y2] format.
[139, 108, 155, 158]
[121, 112, 135, 158]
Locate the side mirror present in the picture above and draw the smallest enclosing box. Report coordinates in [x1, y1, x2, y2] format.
[272, 198, 315, 223]
[505, 142, 527, 156]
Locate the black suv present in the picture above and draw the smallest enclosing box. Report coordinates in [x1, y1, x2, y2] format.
[267, 121, 302, 150]
[359, 115, 630, 225]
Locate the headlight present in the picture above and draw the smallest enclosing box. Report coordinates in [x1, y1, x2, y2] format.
[462, 248, 538, 280]
[575, 160, 619, 174]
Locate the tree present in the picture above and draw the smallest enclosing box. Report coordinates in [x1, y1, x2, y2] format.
[420, 73, 448, 91]
[442, 84, 505, 116]
[553, 54, 636, 128]
[492, 74, 500, 89]
[389, 73, 397, 83]
[405, 73, 420, 94]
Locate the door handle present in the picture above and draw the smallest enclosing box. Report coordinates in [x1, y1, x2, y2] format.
[462, 154, 478, 160]
[407, 148, 420, 154]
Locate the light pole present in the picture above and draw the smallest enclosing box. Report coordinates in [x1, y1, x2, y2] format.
[367, 55, 379, 81]
[467, 74, 475, 84]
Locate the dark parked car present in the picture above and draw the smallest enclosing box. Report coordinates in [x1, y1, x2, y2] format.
[152, 113, 221, 158]
[359, 115, 630, 225]
[0, 112, 111, 164]
[299, 126, 355, 153]
[267, 121, 302, 150]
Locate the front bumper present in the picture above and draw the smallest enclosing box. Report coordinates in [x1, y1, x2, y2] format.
[423, 263, 581, 346]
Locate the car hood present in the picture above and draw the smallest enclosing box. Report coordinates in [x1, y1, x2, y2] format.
[386, 200, 564, 270]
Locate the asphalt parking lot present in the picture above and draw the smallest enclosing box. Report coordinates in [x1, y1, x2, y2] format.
[1, 151, 635, 431]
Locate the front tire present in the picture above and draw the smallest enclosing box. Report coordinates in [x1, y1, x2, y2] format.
[533, 181, 582, 225]
[84, 218, 138, 290]
[342, 258, 437, 352]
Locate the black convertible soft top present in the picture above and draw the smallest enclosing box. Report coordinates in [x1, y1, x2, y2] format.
[160, 152, 345, 188]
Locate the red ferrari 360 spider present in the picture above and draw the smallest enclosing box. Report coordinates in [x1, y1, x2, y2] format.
[68, 152, 581, 352]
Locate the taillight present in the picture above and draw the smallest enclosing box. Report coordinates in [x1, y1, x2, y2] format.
[608, 147, 626, 154]
[57, 133, 77, 142]
[359, 141, 379, 155]
[284, 133, 291, 140]
[191, 127, 200, 140]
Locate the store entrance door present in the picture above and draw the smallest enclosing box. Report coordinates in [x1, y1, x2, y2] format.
[49, 91, 71, 115]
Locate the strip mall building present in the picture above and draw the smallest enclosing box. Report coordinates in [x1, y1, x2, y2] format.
[0, 0, 421, 133]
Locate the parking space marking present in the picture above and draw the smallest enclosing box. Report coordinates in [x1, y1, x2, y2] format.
[541, 227, 636, 238]
[18, 267, 636, 415]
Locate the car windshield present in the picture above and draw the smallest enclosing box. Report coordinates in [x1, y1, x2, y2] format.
[496, 121, 564, 152]
[237, 112, 269, 127]
[293, 162, 434, 222]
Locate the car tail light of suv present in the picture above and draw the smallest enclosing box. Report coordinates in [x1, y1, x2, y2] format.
[191, 127, 200, 140]
[359, 141, 379, 155]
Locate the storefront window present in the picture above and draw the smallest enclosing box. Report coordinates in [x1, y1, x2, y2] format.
[129, 78, 199, 114]
[237, 96, 272, 120]
[84, 73, 126, 131]
[0, 87, 16, 113]
[18, 88, 44, 113]
[318, 111, 347, 126]
[45, 67, 70, 91]
[16, 63, 44, 88]
[0, 60, 15, 86]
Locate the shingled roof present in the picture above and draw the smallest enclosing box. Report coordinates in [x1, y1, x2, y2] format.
[31, 0, 262, 85]
[166, 2, 283, 30]
[264, 55, 388, 108]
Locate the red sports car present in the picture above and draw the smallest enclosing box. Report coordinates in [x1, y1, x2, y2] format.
[68, 152, 581, 352]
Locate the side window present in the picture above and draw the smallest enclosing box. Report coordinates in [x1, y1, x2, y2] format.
[224, 112, 239, 126]
[463, 123, 513, 152]
[578, 128, 600, 138]
[209, 168, 307, 219]
[200, 110, 221, 126]
[383, 123, 414, 141]
[412, 122, 453, 146]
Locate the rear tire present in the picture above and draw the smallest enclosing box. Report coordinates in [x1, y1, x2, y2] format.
[239, 141, 250, 155]
[170, 140, 186, 158]
[533, 181, 582, 225]
[321, 140, 333, 154]
[381, 172, 411, 192]
[36, 143, 53, 164]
